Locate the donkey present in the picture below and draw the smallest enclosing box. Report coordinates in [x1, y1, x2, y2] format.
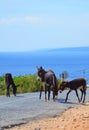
[60, 78, 86, 103]
[5, 73, 17, 97]
[37, 66, 58, 101]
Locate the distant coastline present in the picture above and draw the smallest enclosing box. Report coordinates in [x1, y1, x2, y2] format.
[0, 46, 89, 53]
[33, 46, 89, 53]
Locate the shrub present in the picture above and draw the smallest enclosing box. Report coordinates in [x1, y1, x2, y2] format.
[0, 74, 61, 95]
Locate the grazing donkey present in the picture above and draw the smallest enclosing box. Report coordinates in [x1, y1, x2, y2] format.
[5, 73, 17, 97]
[60, 78, 86, 103]
[37, 66, 58, 101]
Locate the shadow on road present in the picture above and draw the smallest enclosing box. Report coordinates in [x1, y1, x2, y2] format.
[57, 98, 79, 105]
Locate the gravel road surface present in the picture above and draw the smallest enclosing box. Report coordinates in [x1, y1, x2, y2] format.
[0, 89, 89, 129]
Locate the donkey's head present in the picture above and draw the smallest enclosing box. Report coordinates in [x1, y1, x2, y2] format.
[36, 66, 46, 81]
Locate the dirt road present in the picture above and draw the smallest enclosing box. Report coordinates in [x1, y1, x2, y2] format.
[0, 89, 89, 129]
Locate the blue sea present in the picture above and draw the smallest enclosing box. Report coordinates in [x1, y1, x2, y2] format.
[0, 47, 89, 84]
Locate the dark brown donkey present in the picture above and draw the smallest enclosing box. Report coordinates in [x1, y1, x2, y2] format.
[37, 66, 58, 101]
[5, 73, 17, 97]
[60, 78, 86, 103]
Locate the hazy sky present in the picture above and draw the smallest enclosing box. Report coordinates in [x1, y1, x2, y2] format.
[0, 0, 89, 52]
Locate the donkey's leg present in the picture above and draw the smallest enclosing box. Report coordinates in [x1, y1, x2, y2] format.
[65, 90, 71, 102]
[80, 89, 83, 102]
[39, 85, 43, 99]
[45, 85, 47, 101]
[12, 85, 16, 96]
[75, 90, 80, 103]
[52, 87, 55, 100]
[83, 88, 86, 103]
[48, 86, 50, 100]
[6, 85, 10, 97]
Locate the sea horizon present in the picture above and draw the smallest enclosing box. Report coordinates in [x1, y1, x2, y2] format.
[0, 46, 89, 84]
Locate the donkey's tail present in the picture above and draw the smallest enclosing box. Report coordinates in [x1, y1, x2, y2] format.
[52, 74, 58, 96]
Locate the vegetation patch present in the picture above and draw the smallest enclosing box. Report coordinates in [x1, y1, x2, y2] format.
[0, 74, 61, 95]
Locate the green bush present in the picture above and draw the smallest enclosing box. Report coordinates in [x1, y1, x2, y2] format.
[0, 74, 61, 95]
[0, 74, 42, 95]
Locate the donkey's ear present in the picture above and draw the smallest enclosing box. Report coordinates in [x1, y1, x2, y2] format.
[40, 66, 43, 69]
[36, 66, 39, 70]
[36, 66, 43, 70]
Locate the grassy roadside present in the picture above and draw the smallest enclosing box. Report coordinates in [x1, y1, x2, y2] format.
[0, 75, 88, 96]
[0, 74, 61, 96]
[0, 74, 42, 95]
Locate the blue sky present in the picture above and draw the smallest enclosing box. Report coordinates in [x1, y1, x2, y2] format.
[0, 0, 89, 52]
